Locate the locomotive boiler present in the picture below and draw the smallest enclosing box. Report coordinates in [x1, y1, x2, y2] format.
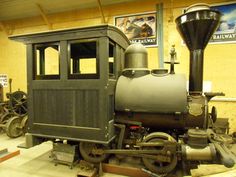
[10, 4, 236, 175]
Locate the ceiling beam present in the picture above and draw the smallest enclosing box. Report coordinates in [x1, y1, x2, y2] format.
[36, 3, 52, 30]
[97, 0, 106, 23]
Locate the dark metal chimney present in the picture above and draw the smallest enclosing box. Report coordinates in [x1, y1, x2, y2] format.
[175, 4, 221, 93]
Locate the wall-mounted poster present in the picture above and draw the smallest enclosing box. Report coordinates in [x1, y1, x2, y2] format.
[210, 2, 236, 43]
[115, 12, 157, 47]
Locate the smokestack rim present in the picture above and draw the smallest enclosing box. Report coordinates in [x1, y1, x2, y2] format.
[185, 3, 210, 13]
[175, 9, 222, 51]
[175, 9, 222, 27]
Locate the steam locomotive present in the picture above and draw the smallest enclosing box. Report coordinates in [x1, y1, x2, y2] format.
[10, 4, 236, 175]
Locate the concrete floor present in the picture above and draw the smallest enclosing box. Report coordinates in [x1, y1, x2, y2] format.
[0, 133, 126, 177]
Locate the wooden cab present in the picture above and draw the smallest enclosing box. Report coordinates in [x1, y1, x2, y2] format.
[10, 25, 130, 145]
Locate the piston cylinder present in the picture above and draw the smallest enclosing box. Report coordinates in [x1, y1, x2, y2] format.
[182, 143, 216, 161]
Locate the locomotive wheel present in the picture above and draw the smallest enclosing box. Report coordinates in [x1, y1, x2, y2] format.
[142, 132, 177, 174]
[20, 116, 28, 134]
[79, 142, 109, 163]
[0, 112, 15, 132]
[9, 91, 27, 116]
[0, 112, 15, 124]
[5, 116, 23, 138]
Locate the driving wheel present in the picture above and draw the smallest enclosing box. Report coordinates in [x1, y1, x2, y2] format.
[79, 142, 109, 163]
[142, 132, 177, 174]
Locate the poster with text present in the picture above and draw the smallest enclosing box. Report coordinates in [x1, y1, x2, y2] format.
[115, 12, 157, 47]
[210, 2, 236, 43]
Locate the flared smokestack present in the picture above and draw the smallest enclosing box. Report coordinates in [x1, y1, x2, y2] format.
[175, 4, 221, 93]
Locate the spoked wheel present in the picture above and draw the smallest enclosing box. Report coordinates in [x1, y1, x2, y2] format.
[142, 132, 177, 174]
[5, 116, 23, 138]
[79, 142, 109, 163]
[20, 116, 28, 134]
[9, 91, 27, 116]
[0, 112, 15, 124]
[0, 112, 15, 132]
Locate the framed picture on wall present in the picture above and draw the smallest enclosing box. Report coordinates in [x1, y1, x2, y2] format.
[114, 12, 157, 47]
[210, 2, 236, 44]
